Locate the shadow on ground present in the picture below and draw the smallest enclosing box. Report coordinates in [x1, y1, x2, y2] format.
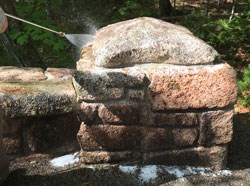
[228, 113, 250, 170]
[2, 113, 250, 186]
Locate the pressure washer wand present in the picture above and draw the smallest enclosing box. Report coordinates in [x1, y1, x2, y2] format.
[5, 13, 65, 37]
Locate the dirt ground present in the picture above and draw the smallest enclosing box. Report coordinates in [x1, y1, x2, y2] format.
[2, 113, 250, 186]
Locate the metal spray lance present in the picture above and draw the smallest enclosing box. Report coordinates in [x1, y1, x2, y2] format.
[5, 13, 65, 37]
[5, 13, 94, 48]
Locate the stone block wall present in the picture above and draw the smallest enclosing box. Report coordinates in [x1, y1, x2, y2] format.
[0, 67, 80, 155]
[0, 17, 238, 174]
[74, 64, 236, 169]
[75, 17, 238, 169]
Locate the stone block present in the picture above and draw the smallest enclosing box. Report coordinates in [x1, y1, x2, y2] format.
[90, 17, 218, 68]
[80, 102, 100, 124]
[98, 102, 148, 125]
[77, 123, 172, 151]
[141, 127, 172, 150]
[143, 146, 227, 169]
[199, 109, 233, 146]
[79, 150, 140, 164]
[127, 89, 145, 101]
[79, 146, 227, 169]
[148, 63, 237, 110]
[0, 66, 46, 82]
[45, 68, 75, 80]
[172, 128, 198, 147]
[152, 113, 198, 126]
[73, 68, 145, 101]
[0, 80, 77, 118]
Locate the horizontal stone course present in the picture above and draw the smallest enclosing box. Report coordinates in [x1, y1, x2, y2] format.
[45, 68, 75, 80]
[148, 63, 237, 110]
[0, 68, 77, 118]
[98, 102, 148, 125]
[77, 123, 173, 151]
[73, 68, 146, 101]
[79, 150, 140, 164]
[0, 81, 76, 117]
[79, 146, 227, 169]
[142, 146, 227, 169]
[152, 113, 198, 126]
[75, 63, 237, 109]
[0, 67, 46, 82]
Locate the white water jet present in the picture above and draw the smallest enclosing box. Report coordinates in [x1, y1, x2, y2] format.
[65, 34, 94, 48]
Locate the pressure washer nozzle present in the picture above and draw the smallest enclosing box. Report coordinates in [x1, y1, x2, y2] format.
[58, 32, 65, 37]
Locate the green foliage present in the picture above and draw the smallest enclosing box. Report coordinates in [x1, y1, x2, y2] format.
[6, 0, 75, 68]
[201, 16, 250, 53]
[180, 2, 250, 68]
[10, 0, 65, 51]
[117, 0, 158, 20]
[239, 64, 250, 106]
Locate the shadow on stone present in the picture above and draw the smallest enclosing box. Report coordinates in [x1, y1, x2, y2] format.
[2, 167, 142, 186]
[227, 113, 250, 170]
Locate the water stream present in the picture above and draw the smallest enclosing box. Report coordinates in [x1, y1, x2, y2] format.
[65, 34, 94, 48]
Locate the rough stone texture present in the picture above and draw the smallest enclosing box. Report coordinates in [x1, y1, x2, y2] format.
[79, 146, 227, 169]
[143, 146, 228, 169]
[0, 67, 47, 82]
[3, 137, 21, 154]
[90, 17, 219, 68]
[22, 114, 80, 153]
[80, 101, 148, 125]
[77, 124, 141, 151]
[1, 114, 80, 155]
[1, 110, 23, 154]
[79, 150, 140, 164]
[2, 117, 22, 138]
[45, 68, 75, 80]
[172, 128, 198, 147]
[148, 63, 237, 110]
[80, 102, 100, 124]
[199, 109, 234, 146]
[141, 127, 172, 150]
[127, 89, 145, 101]
[98, 102, 148, 125]
[73, 67, 145, 101]
[0, 112, 9, 184]
[77, 123, 172, 151]
[0, 67, 81, 157]
[0, 82, 76, 118]
[0, 68, 77, 118]
[152, 113, 198, 126]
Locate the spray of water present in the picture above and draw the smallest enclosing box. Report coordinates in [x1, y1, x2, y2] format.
[65, 34, 94, 49]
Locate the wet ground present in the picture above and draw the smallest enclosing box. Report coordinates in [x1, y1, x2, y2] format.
[2, 113, 250, 186]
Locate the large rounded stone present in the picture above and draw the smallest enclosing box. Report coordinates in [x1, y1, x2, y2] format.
[91, 17, 219, 68]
